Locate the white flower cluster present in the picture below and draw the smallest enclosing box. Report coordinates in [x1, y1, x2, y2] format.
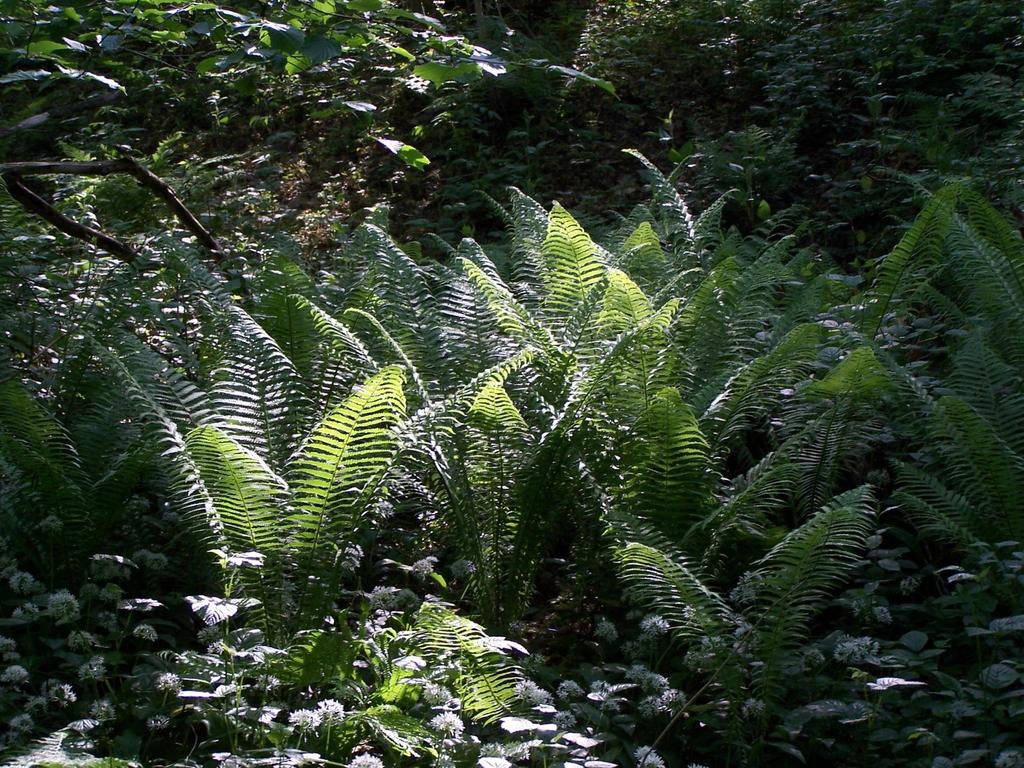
[77, 655, 106, 681]
[90, 699, 115, 720]
[147, 714, 171, 731]
[872, 606, 892, 625]
[832, 634, 880, 665]
[634, 746, 667, 768]
[156, 672, 182, 694]
[317, 699, 346, 726]
[626, 664, 670, 693]
[67, 630, 97, 652]
[594, 617, 618, 643]
[8, 570, 42, 595]
[429, 711, 465, 738]
[1, 664, 28, 685]
[43, 680, 77, 708]
[348, 754, 385, 768]
[133, 623, 158, 641]
[288, 708, 321, 731]
[288, 699, 347, 732]
[8, 713, 33, 733]
[515, 679, 553, 707]
[553, 710, 577, 730]
[742, 698, 766, 719]
[729, 571, 762, 605]
[996, 750, 1024, 768]
[412, 556, 438, 578]
[0, 634, 17, 661]
[421, 680, 455, 706]
[638, 687, 683, 718]
[899, 575, 921, 595]
[684, 636, 727, 672]
[556, 680, 584, 700]
[367, 586, 400, 610]
[449, 560, 476, 579]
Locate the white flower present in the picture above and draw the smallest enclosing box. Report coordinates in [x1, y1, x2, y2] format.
[996, 750, 1024, 768]
[688, 764, 711, 768]
[634, 746, 666, 768]
[659, 688, 683, 709]
[9, 713, 33, 733]
[833, 634, 880, 665]
[90, 699, 115, 720]
[429, 711, 465, 738]
[729, 571, 761, 605]
[146, 714, 170, 731]
[1, 664, 29, 685]
[155, 672, 182, 694]
[12, 602, 40, 618]
[638, 695, 662, 718]
[45, 681, 77, 708]
[348, 755, 385, 768]
[411, 557, 437, 578]
[742, 698, 766, 718]
[872, 606, 892, 624]
[288, 708, 322, 731]
[556, 680, 584, 700]
[316, 699, 346, 726]
[99, 584, 123, 604]
[639, 614, 670, 639]
[367, 586, 399, 610]
[422, 681, 455, 706]
[67, 630, 97, 652]
[0, 635, 16, 654]
[8, 570, 41, 595]
[133, 624, 158, 641]
[78, 655, 106, 681]
[594, 617, 618, 643]
[553, 710, 577, 730]
[515, 679, 553, 706]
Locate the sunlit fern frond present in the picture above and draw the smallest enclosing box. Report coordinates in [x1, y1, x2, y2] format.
[288, 366, 407, 603]
[413, 603, 525, 723]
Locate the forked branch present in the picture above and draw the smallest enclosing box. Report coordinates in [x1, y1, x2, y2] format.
[0, 156, 223, 262]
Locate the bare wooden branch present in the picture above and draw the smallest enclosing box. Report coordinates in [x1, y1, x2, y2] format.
[0, 156, 224, 260]
[0, 91, 121, 140]
[2, 173, 138, 262]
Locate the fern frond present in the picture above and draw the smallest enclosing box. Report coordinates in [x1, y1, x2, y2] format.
[289, 366, 407, 571]
[413, 603, 525, 723]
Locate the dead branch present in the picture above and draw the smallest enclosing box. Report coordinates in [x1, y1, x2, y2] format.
[0, 156, 224, 262]
[2, 173, 138, 261]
